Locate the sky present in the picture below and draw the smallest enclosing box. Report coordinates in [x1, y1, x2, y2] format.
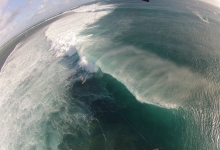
[0, 0, 95, 48]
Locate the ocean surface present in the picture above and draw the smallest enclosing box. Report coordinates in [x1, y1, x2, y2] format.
[0, 0, 219, 149]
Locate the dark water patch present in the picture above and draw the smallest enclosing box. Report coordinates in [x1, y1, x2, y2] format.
[102, 74, 186, 150]
[59, 69, 186, 150]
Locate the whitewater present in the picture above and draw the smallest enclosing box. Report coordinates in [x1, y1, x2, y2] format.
[0, 0, 219, 150]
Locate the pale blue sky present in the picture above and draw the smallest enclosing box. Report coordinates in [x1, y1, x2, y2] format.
[0, 0, 95, 47]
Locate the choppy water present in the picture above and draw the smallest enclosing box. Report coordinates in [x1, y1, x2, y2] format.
[0, 0, 219, 150]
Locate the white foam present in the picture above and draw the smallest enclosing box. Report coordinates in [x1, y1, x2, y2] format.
[0, 22, 90, 149]
[73, 3, 115, 13]
[48, 30, 77, 57]
[45, 3, 115, 71]
[78, 56, 97, 72]
[0, 28, 66, 149]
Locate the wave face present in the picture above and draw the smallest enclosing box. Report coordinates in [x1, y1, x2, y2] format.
[0, 0, 220, 150]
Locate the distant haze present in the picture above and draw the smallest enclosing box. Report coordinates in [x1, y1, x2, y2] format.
[200, 0, 220, 8]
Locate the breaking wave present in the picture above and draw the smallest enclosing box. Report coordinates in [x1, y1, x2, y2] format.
[1, 1, 219, 150]
[45, 3, 218, 109]
[45, 3, 115, 73]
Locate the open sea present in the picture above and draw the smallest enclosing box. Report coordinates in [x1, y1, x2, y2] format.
[0, 0, 219, 149]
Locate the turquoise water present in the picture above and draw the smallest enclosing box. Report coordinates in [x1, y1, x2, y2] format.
[0, 0, 219, 150]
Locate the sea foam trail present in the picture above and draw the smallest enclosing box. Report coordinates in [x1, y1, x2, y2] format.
[193, 11, 209, 23]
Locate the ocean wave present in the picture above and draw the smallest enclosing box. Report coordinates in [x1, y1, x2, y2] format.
[96, 46, 218, 109]
[44, 3, 220, 109]
[43, 4, 220, 149]
[1, 1, 219, 149]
